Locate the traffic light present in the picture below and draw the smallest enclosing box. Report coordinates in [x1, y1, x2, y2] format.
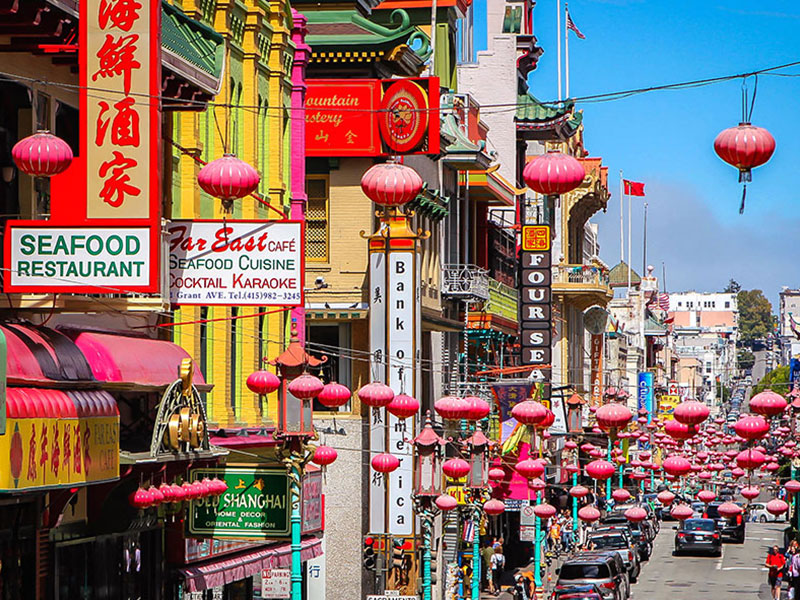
[363, 536, 376, 570]
[391, 538, 405, 569]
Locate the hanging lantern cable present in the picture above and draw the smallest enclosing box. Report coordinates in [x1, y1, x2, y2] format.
[738, 76, 758, 213]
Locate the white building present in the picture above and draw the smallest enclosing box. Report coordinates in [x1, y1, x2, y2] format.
[779, 287, 800, 365]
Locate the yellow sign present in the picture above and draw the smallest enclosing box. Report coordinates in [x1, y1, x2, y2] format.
[0, 415, 119, 491]
[445, 486, 469, 505]
[521, 226, 550, 251]
[658, 395, 681, 421]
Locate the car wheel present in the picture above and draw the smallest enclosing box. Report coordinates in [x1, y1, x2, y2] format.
[760, 515, 767, 523]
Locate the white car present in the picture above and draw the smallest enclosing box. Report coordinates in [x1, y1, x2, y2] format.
[748, 503, 786, 523]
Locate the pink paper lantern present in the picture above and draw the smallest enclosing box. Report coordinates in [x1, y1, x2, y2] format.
[483, 499, 506, 516]
[670, 504, 694, 520]
[515, 458, 545, 480]
[733, 415, 770, 440]
[673, 401, 710, 426]
[534, 503, 557, 519]
[767, 499, 789, 516]
[287, 374, 324, 400]
[197, 154, 260, 205]
[358, 382, 395, 408]
[372, 453, 400, 473]
[386, 394, 420, 419]
[596, 402, 633, 432]
[657, 490, 676, 506]
[749, 390, 787, 418]
[442, 458, 471, 479]
[312, 445, 338, 466]
[578, 505, 601, 523]
[12, 130, 74, 176]
[511, 400, 548, 426]
[246, 370, 281, 395]
[317, 382, 352, 408]
[612, 488, 631, 503]
[662, 456, 692, 477]
[360, 161, 424, 207]
[569, 485, 590, 498]
[696, 490, 716, 504]
[718, 501, 742, 517]
[586, 459, 616, 480]
[463, 396, 491, 421]
[523, 150, 586, 195]
[435, 494, 458, 512]
[434, 396, 468, 421]
[624, 507, 647, 522]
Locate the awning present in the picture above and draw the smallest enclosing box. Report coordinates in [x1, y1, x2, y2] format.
[6, 388, 118, 418]
[2, 324, 95, 385]
[65, 330, 207, 390]
[458, 168, 522, 206]
[179, 537, 323, 592]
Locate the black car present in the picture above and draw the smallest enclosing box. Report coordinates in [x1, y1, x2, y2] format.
[556, 553, 629, 600]
[704, 502, 745, 543]
[674, 518, 722, 556]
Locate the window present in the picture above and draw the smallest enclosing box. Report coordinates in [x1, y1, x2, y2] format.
[725, 301, 730, 308]
[309, 323, 352, 412]
[306, 176, 329, 261]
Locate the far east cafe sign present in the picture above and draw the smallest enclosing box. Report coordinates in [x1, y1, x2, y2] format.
[6, 0, 161, 293]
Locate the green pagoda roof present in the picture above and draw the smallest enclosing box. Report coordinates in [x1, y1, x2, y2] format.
[608, 261, 641, 288]
[515, 92, 583, 139]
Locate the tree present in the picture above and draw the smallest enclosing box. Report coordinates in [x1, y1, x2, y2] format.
[737, 289, 773, 347]
[737, 349, 755, 371]
[752, 365, 789, 395]
[723, 279, 742, 293]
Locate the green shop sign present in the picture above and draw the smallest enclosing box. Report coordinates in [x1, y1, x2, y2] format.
[188, 467, 290, 539]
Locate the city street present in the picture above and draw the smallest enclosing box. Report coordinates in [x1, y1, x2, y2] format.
[634, 522, 786, 600]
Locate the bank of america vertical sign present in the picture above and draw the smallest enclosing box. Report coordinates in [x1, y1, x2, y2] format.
[520, 225, 552, 401]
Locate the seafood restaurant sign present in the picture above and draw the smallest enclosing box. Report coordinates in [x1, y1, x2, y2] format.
[168, 221, 304, 306]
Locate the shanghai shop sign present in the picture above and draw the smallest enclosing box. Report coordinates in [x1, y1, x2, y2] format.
[188, 467, 290, 539]
[168, 221, 304, 306]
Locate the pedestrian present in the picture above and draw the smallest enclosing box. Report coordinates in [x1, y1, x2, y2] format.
[490, 546, 506, 596]
[561, 511, 574, 552]
[481, 539, 495, 592]
[788, 544, 800, 600]
[766, 545, 786, 600]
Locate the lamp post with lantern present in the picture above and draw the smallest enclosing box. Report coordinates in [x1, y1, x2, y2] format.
[464, 423, 492, 600]
[412, 413, 445, 600]
[248, 320, 330, 600]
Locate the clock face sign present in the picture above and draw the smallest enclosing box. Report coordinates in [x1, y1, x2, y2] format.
[584, 306, 608, 335]
[379, 80, 429, 153]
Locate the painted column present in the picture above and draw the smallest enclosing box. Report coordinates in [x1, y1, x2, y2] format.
[572, 472, 578, 536]
[290, 10, 311, 343]
[534, 491, 542, 588]
[472, 505, 481, 600]
[291, 462, 303, 600]
[606, 439, 612, 502]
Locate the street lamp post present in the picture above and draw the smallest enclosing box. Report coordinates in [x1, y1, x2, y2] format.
[465, 424, 491, 600]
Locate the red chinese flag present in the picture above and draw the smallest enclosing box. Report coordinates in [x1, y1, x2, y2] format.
[623, 180, 645, 196]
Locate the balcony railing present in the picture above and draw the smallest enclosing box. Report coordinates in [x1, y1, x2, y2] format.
[553, 264, 610, 288]
[442, 264, 490, 302]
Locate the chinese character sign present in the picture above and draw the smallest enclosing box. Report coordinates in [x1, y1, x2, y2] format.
[85, 0, 156, 219]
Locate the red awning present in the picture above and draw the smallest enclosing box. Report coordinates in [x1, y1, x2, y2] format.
[6, 388, 118, 418]
[2, 324, 94, 384]
[66, 330, 206, 389]
[179, 537, 323, 592]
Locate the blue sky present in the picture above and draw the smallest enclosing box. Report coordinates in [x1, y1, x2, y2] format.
[473, 0, 800, 308]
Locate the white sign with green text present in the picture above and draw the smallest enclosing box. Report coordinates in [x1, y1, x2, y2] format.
[168, 220, 304, 306]
[9, 227, 151, 290]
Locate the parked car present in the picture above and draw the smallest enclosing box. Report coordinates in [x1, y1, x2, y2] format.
[551, 584, 606, 600]
[595, 521, 653, 560]
[586, 531, 641, 582]
[674, 518, 722, 556]
[704, 502, 745, 543]
[748, 502, 786, 523]
[556, 552, 629, 600]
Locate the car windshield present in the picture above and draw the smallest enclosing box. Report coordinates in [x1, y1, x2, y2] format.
[560, 563, 611, 580]
[705, 505, 722, 519]
[588, 535, 626, 549]
[683, 519, 716, 532]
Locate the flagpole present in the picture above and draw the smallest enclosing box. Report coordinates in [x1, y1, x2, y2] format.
[642, 201, 648, 274]
[565, 3, 570, 99]
[627, 183, 632, 293]
[619, 170, 624, 264]
[557, 0, 562, 101]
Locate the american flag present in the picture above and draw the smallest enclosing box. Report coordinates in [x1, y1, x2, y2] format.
[462, 519, 475, 543]
[658, 293, 670, 311]
[566, 7, 586, 39]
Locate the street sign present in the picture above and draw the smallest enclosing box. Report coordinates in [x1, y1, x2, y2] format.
[261, 569, 291, 599]
[366, 596, 419, 600]
[519, 225, 552, 401]
[520, 525, 536, 542]
[520, 505, 536, 526]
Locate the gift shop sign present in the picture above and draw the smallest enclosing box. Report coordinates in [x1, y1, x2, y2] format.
[168, 221, 304, 306]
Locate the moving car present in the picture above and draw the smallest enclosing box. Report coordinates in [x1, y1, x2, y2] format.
[551, 584, 606, 600]
[595, 521, 653, 561]
[556, 553, 629, 600]
[704, 502, 745, 543]
[674, 518, 722, 556]
[748, 502, 785, 523]
[586, 531, 641, 582]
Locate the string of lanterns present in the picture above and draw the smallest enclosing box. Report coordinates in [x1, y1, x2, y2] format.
[128, 477, 228, 509]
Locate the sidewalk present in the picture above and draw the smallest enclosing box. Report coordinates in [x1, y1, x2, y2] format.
[479, 552, 564, 600]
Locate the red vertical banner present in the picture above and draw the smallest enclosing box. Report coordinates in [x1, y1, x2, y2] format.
[589, 333, 604, 407]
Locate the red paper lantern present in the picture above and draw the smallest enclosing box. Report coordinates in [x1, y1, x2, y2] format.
[714, 123, 775, 183]
[734, 415, 770, 440]
[670, 504, 694, 520]
[434, 396, 469, 421]
[612, 488, 631, 503]
[246, 370, 281, 396]
[578, 505, 601, 523]
[483, 499, 506, 516]
[12, 130, 73, 176]
[534, 503, 557, 519]
[718, 502, 742, 517]
[673, 401, 710, 426]
[158, 483, 174, 503]
[181, 481, 198, 500]
[442, 458, 470, 480]
[170, 483, 186, 502]
[463, 396, 491, 421]
[767, 499, 789, 516]
[511, 400, 548, 426]
[785, 480, 800, 494]
[317, 382, 352, 408]
[312, 445, 338, 466]
[128, 487, 152, 509]
[522, 150, 585, 195]
[624, 507, 647, 523]
[564, 463, 580, 474]
[529, 477, 546, 493]
[386, 394, 420, 419]
[372, 453, 400, 473]
[657, 490, 675, 506]
[741, 486, 760, 500]
[696, 490, 716, 504]
[435, 494, 458, 512]
[585, 459, 615, 481]
[749, 390, 787, 418]
[569, 485, 590, 498]
[736, 449, 766, 470]
[287, 373, 324, 400]
[358, 382, 395, 408]
[197, 154, 260, 208]
[564, 440, 578, 450]
[596, 402, 633, 432]
[360, 161, 423, 207]
[488, 467, 506, 481]
[664, 420, 697, 441]
[515, 458, 545, 480]
[662, 456, 692, 477]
